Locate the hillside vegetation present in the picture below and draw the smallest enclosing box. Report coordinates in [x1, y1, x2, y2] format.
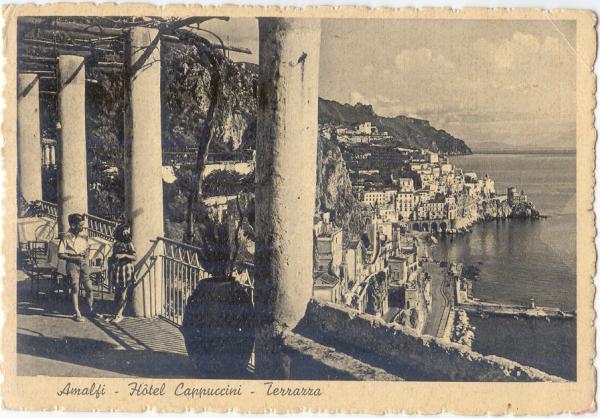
[319, 98, 472, 155]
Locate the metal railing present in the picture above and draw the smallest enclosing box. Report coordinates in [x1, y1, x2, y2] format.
[87, 214, 118, 242]
[157, 237, 211, 325]
[24, 201, 119, 243]
[140, 236, 254, 326]
[28, 200, 58, 219]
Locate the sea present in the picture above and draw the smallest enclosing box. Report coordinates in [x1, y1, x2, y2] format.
[433, 153, 577, 381]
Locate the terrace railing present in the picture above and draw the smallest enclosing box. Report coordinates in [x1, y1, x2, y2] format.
[24, 200, 58, 219]
[150, 237, 253, 325]
[157, 237, 211, 325]
[38, 200, 58, 219]
[87, 214, 118, 242]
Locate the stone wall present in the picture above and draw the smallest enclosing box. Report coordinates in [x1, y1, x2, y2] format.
[282, 331, 401, 381]
[296, 300, 563, 382]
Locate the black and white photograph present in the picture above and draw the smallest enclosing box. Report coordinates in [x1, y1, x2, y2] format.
[5, 7, 596, 413]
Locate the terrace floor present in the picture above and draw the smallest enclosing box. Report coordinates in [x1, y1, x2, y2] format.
[16, 271, 196, 378]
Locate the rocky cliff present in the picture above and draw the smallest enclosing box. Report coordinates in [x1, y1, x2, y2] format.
[481, 199, 540, 220]
[319, 98, 472, 155]
[162, 49, 257, 153]
[316, 136, 369, 243]
[480, 199, 512, 220]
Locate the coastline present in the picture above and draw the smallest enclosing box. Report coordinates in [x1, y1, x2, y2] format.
[469, 149, 576, 155]
[435, 152, 576, 380]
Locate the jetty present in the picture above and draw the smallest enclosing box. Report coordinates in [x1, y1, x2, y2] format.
[458, 301, 576, 320]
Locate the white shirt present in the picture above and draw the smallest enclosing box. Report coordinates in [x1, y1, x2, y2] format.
[58, 231, 89, 257]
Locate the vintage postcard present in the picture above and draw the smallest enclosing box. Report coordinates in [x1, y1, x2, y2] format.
[1, 5, 597, 414]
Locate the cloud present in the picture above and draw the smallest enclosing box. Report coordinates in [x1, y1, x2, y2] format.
[395, 48, 433, 70]
[349, 90, 368, 105]
[395, 48, 454, 72]
[374, 94, 398, 104]
[320, 21, 575, 148]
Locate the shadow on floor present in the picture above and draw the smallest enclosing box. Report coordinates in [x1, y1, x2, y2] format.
[17, 333, 197, 378]
[17, 275, 198, 378]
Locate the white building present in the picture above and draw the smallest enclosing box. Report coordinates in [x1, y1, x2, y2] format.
[356, 121, 376, 135]
[361, 191, 387, 206]
[396, 192, 415, 220]
[396, 178, 415, 192]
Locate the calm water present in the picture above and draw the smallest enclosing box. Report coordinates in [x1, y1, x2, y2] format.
[433, 153, 577, 380]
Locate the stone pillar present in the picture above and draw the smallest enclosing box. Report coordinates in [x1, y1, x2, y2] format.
[49, 144, 56, 166]
[17, 73, 42, 207]
[254, 18, 321, 376]
[57, 55, 88, 233]
[124, 27, 163, 317]
[43, 144, 51, 167]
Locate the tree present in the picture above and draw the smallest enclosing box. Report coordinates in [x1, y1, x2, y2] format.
[366, 271, 388, 315]
[409, 308, 419, 328]
[203, 170, 253, 197]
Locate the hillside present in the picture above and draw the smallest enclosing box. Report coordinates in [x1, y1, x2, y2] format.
[316, 136, 369, 244]
[318, 98, 472, 155]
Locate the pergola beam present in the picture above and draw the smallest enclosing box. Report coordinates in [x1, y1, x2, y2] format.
[160, 16, 229, 31]
[19, 55, 57, 63]
[19, 45, 92, 58]
[19, 17, 126, 36]
[17, 70, 55, 75]
[19, 16, 230, 37]
[18, 64, 123, 74]
[21, 37, 118, 53]
[160, 33, 252, 54]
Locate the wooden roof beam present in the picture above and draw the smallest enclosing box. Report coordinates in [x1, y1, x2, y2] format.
[19, 17, 126, 37]
[19, 55, 57, 63]
[19, 16, 230, 37]
[161, 16, 229, 31]
[21, 37, 118, 53]
[161, 33, 252, 54]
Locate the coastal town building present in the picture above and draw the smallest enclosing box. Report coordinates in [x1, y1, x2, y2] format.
[395, 177, 415, 192]
[361, 190, 387, 206]
[396, 191, 415, 220]
[403, 282, 420, 309]
[333, 122, 394, 144]
[343, 239, 366, 285]
[388, 247, 419, 284]
[508, 187, 528, 205]
[357, 121, 376, 135]
[312, 122, 541, 335]
[314, 215, 344, 277]
[313, 271, 343, 303]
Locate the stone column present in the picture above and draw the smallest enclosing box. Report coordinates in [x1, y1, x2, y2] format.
[124, 27, 163, 317]
[43, 144, 51, 167]
[254, 18, 321, 376]
[57, 55, 88, 233]
[17, 73, 42, 207]
[49, 144, 56, 166]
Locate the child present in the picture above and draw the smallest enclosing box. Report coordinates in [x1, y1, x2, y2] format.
[107, 222, 136, 324]
[57, 213, 96, 322]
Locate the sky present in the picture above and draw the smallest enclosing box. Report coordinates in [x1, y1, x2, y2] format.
[202, 18, 576, 150]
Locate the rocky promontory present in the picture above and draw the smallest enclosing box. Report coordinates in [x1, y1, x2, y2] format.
[481, 198, 541, 221]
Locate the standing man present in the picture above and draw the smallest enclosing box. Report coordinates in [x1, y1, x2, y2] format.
[58, 213, 97, 322]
